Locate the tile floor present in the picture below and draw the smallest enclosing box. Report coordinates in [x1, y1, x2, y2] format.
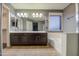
[2, 45, 58, 56]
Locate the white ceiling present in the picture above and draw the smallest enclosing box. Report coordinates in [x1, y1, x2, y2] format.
[11, 3, 70, 10]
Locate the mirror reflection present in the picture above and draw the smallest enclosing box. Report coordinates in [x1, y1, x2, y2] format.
[10, 13, 47, 31]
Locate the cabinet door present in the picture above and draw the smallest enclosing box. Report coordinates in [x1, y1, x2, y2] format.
[10, 33, 22, 45]
[10, 34, 19, 44]
[40, 33, 47, 45]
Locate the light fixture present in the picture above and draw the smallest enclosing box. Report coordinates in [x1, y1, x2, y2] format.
[32, 13, 35, 16]
[17, 13, 28, 18]
[36, 13, 38, 17]
[17, 13, 21, 17]
[17, 13, 20, 16]
[32, 13, 35, 17]
[17, 13, 19, 16]
[36, 13, 38, 15]
[39, 13, 43, 17]
[24, 13, 28, 17]
[21, 13, 23, 16]
[24, 13, 27, 15]
[32, 13, 43, 18]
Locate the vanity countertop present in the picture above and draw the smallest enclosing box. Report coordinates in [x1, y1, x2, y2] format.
[10, 31, 47, 33]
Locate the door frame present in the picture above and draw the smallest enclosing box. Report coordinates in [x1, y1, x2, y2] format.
[1, 3, 10, 49]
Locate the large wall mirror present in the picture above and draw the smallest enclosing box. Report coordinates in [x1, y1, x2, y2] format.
[10, 12, 47, 32]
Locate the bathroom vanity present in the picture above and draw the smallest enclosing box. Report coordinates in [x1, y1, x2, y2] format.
[10, 31, 47, 46]
[9, 12, 48, 46]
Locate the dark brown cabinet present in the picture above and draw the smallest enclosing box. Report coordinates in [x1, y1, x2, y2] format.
[10, 33, 47, 46]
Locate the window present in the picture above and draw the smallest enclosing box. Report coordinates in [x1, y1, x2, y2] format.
[49, 14, 62, 31]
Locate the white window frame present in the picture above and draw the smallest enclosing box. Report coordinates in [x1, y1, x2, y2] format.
[48, 12, 63, 32]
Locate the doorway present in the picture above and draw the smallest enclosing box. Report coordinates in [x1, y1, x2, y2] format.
[33, 22, 38, 31]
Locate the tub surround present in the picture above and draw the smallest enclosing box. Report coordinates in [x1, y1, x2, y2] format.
[48, 32, 66, 56]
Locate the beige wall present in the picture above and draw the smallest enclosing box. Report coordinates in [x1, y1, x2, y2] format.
[64, 3, 76, 33]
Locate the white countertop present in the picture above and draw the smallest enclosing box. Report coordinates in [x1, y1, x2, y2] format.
[10, 31, 47, 33]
